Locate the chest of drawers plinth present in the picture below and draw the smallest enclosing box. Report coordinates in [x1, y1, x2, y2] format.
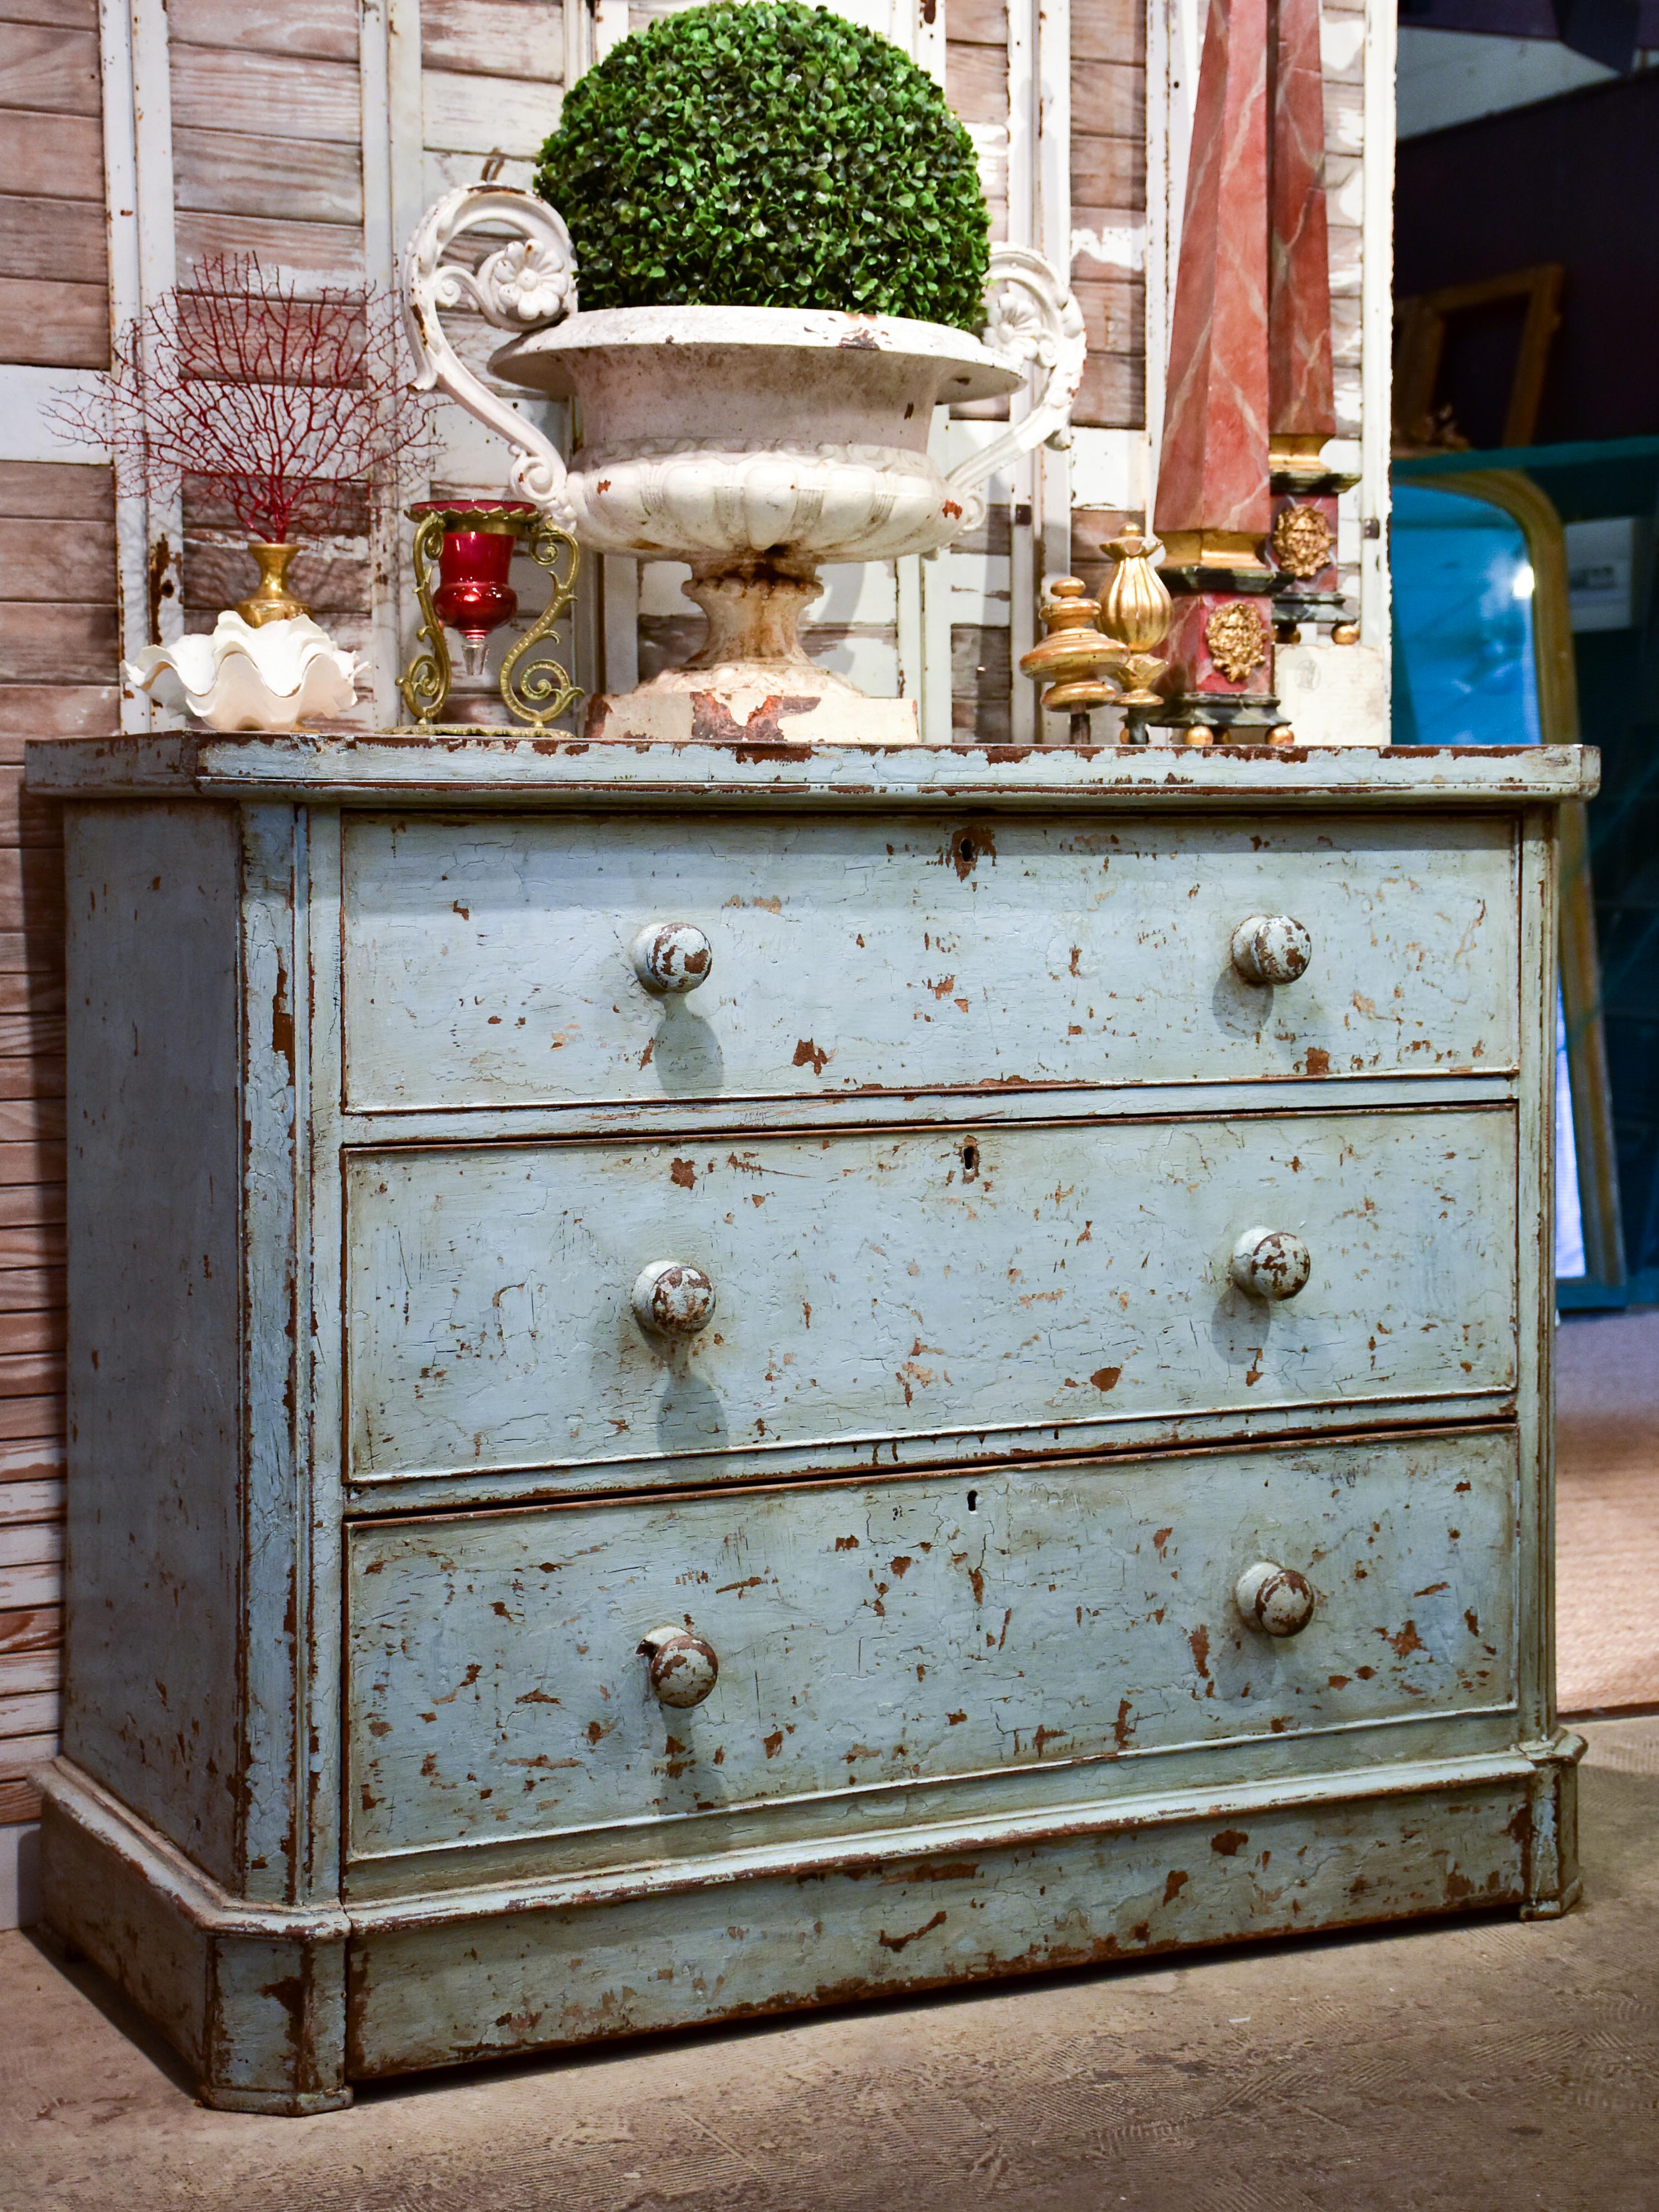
[26, 734, 1594, 2112]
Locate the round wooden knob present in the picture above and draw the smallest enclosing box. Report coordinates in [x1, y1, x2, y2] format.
[1230, 914, 1312, 985]
[630, 921, 713, 995]
[638, 1625, 719, 1707]
[632, 1260, 716, 1337]
[1235, 1562, 1316, 1637]
[1229, 1227, 1312, 1301]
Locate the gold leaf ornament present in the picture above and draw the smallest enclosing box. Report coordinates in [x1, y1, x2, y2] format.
[1270, 503, 1333, 581]
[1204, 602, 1270, 685]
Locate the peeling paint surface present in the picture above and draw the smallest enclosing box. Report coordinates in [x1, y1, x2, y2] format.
[345, 1109, 1516, 1486]
[345, 1430, 1519, 1866]
[340, 813, 1519, 1110]
[37, 741, 1582, 2106]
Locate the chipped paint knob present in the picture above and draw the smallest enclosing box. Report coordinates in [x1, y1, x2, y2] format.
[632, 1260, 716, 1337]
[1229, 1227, 1312, 1302]
[630, 921, 713, 995]
[1230, 914, 1312, 986]
[638, 1624, 719, 1708]
[1235, 1562, 1316, 1637]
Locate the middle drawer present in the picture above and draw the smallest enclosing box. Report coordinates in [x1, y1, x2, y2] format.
[344, 1106, 1516, 1491]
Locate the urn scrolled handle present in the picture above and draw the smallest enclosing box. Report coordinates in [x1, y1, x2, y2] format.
[632, 1260, 717, 1338]
[1229, 1227, 1312, 1302]
[1230, 914, 1313, 987]
[1234, 1562, 1317, 1638]
[630, 921, 713, 995]
[638, 1624, 720, 1707]
[942, 243, 1088, 508]
[401, 185, 578, 521]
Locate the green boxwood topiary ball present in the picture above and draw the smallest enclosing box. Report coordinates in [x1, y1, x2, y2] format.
[534, 1, 992, 331]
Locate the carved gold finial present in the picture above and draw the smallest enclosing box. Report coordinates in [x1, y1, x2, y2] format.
[1019, 578, 1124, 733]
[1099, 531, 1173, 711]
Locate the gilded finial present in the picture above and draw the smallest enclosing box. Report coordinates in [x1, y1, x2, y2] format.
[1018, 578, 1124, 740]
[1099, 531, 1173, 714]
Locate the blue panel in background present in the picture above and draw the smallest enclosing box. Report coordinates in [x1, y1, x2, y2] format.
[1391, 483, 1543, 748]
[1391, 479, 1584, 1284]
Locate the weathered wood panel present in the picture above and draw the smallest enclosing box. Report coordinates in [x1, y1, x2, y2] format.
[943, 41, 1005, 127]
[60, 803, 244, 1885]
[421, 0, 562, 81]
[0, 461, 112, 521]
[347, 1780, 1532, 2077]
[173, 128, 365, 227]
[422, 66, 560, 158]
[1072, 274, 1141, 351]
[348, 1429, 1517, 1862]
[0, 192, 106, 286]
[0, 110, 103, 200]
[1071, 133, 1144, 208]
[0, 685, 115, 735]
[168, 46, 362, 145]
[173, 208, 365, 282]
[947, 0, 1006, 43]
[1070, 57, 1144, 139]
[346, 1104, 1515, 1488]
[0, 0, 97, 27]
[0, 519, 116, 603]
[340, 812, 1519, 1110]
[0, 24, 100, 113]
[0, 601, 119, 684]
[165, 0, 358, 60]
[1073, 346, 1145, 429]
[0, 276, 107, 368]
[1072, 0, 1143, 64]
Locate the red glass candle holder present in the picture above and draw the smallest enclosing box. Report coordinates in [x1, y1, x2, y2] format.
[406, 498, 536, 679]
[399, 497, 582, 732]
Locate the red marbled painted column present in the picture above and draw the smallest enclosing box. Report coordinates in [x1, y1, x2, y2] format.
[1266, 0, 1358, 639]
[1154, 0, 1272, 547]
[1267, 0, 1335, 445]
[1150, 0, 1282, 737]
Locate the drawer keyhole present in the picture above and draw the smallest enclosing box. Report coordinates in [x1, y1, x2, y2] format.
[962, 1140, 979, 1181]
[967, 1489, 979, 1512]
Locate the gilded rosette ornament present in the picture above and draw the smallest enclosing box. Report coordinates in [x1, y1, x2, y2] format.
[1269, 503, 1333, 582]
[1204, 602, 1270, 685]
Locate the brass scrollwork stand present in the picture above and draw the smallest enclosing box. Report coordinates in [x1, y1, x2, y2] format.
[397, 502, 582, 733]
[499, 516, 581, 729]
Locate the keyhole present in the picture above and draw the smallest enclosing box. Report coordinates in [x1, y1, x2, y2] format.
[967, 1489, 978, 1512]
[962, 1140, 979, 1180]
[958, 834, 977, 867]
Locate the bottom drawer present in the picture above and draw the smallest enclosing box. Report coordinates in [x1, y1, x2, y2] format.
[345, 1428, 1519, 1870]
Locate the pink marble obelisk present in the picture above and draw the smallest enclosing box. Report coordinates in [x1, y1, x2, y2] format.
[1149, 0, 1281, 739]
[1265, 0, 1358, 639]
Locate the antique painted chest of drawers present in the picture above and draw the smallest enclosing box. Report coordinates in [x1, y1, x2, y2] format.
[27, 732, 1594, 2112]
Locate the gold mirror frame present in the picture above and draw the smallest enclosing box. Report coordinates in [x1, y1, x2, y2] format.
[1423, 470, 1625, 1287]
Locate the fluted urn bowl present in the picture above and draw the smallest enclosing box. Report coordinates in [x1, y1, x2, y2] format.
[403, 186, 1086, 741]
[490, 305, 1022, 566]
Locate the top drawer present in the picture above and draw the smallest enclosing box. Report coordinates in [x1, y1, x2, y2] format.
[340, 810, 1519, 1112]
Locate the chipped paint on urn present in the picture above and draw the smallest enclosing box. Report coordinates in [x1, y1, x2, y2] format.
[23, 732, 1592, 2110]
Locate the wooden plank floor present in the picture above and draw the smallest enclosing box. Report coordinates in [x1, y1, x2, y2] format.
[1557, 1307, 1659, 1715]
[3, 1719, 1655, 2208]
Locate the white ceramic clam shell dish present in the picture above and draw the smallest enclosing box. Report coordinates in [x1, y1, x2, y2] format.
[126, 612, 361, 733]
